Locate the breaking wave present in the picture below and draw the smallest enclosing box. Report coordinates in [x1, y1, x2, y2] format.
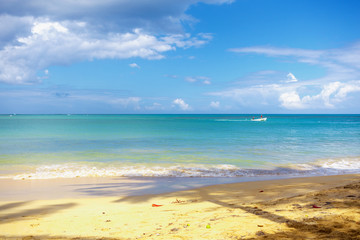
[3, 156, 360, 180]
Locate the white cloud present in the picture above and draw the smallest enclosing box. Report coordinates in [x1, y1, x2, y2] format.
[335, 82, 360, 99]
[198, 76, 211, 85]
[162, 33, 213, 49]
[203, 80, 211, 85]
[185, 76, 211, 85]
[229, 46, 323, 60]
[129, 63, 140, 68]
[0, 0, 232, 84]
[185, 77, 197, 83]
[210, 79, 360, 111]
[278, 81, 360, 110]
[286, 72, 298, 83]
[318, 82, 342, 107]
[0, 15, 34, 48]
[31, 21, 68, 35]
[0, 1, 231, 35]
[210, 101, 220, 108]
[145, 102, 164, 111]
[279, 91, 304, 109]
[230, 43, 360, 79]
[173, 98, 191, 110]
[221, 43, 360, 111]
[0, 20, 212, 84]
[111, 97, 141, 107]
[164, 74, 178, 79]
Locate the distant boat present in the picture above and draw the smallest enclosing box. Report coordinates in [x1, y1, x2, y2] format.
[251, 117, 267, 121]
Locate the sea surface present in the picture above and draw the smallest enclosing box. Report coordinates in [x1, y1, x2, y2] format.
[1, 114, 360, 180]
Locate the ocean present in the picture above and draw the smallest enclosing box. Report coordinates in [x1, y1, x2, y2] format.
[1, 114, 360, 180]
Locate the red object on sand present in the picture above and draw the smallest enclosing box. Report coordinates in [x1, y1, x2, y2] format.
[312, 205, 321, 208]
[152, 204, 163, 207]
[259, 190, 264, 192]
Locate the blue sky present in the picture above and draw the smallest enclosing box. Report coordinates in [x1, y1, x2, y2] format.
[1, 0, 360, 114]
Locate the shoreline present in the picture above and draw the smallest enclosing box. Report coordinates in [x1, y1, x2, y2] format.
[1, 174, 360, 239]
[0, 173, 351, 201]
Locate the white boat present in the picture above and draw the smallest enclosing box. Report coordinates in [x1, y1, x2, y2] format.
[251, 117, 267, 121]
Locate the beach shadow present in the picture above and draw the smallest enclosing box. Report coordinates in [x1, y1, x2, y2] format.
[196, 187, 295, 223]
[245, 216, 360, 240]
[246, 219, 360, 240]
[194, 181, 360, 239]
[111, 172, 352, 204]
[69, 177, 240, 199]
[71, 182, 157, 197]
[0, 202, 77, 224]
[67, 166, 360, 199]
[0, 201, 31, 211]
[0, 235, 124, 240]
[112, 178, 360, 239]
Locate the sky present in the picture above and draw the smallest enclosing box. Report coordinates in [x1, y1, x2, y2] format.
[1, 0, 360, 114]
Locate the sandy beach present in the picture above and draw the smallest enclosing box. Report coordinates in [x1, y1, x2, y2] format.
[1, 174, 360, 240]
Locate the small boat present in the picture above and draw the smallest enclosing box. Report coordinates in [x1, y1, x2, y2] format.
[251, 117, 267, 121]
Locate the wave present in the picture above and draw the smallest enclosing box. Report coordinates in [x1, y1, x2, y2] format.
[214, 119, 249, 122]
[2, 157, 360, 180]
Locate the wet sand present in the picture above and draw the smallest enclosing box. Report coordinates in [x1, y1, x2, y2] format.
[1, 174, 360, 239]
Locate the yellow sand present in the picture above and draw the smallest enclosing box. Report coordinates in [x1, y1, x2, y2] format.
[1, 174, 360, 240]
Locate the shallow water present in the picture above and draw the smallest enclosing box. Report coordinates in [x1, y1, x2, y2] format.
[1, 114, 360, 179]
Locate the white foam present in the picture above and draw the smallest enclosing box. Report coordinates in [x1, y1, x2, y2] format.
[316, 157, 360, 170]
[6, 156, 360, 180]
[292, 157, 360, 175]
[10, 164, 246, 180]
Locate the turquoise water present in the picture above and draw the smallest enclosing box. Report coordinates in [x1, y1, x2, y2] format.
[0, 114, 360, 179]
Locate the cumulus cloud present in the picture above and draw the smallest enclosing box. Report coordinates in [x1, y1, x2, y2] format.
[173, 98, 191, 110]
[129, 63, 140, 68]
[278, 81, 360, 109]
[286, 72, 298, 83]
[0, 0, 231, 34]
[0, 15, 33, 48]
[0, 21, 212, 84]
[0, 0, 233, 32]
[279, 91, 304, 109]
[210, 79, 360, 111]
[219, 43, 360, 111]
[0, 0, 231, 84]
